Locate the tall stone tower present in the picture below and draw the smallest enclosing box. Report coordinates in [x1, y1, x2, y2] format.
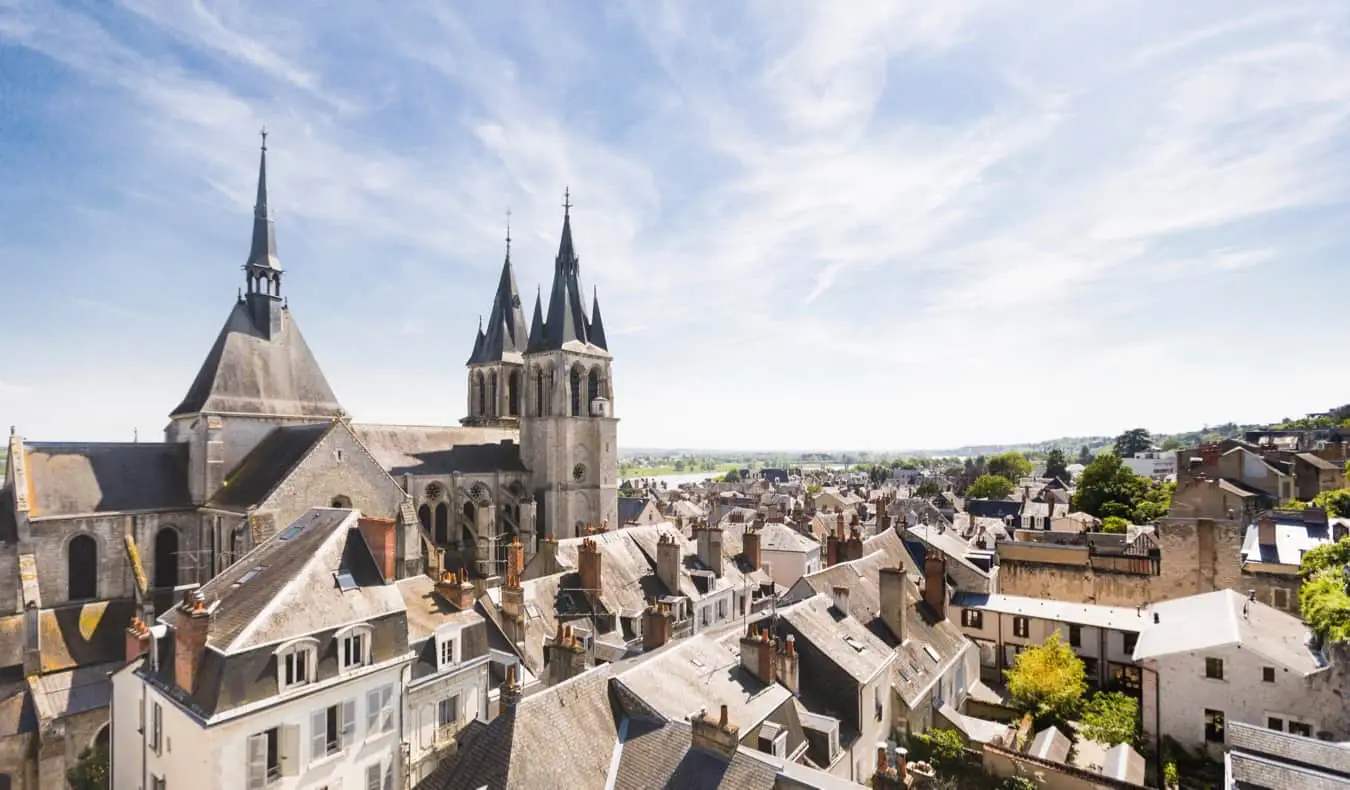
[462, 224, 529, 427]
[520, 193, 618, 540]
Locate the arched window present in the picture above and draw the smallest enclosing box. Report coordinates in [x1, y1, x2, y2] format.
[331, 495, 352, 509]
[153, 528, 179, 590]
[476, 374, 486, 417]
[229, 527, 245, 566]
[570, 366, 583, 416]
[534, 367, 545, 416]
[587, 367, 600, 411]
[507, 370, 520, 416]
[488, 371, 498, 417]
[418, 504, 432, 532]
[434, 503, 449, 545]
[68, 535, 97, 601]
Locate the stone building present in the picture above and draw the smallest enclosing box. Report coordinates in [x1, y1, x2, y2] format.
[0, 140, 620, 788]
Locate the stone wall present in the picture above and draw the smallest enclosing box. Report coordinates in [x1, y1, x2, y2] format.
[996, 560, 1156, 606]
[28, 510, 197, 608]
[260, 424, 406, 532]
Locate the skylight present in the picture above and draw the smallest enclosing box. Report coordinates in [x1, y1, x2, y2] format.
[335, 570, 357, 591]
[843, 636, 866, 653]
[235, 566, 264, 585]
[923, 645, 941, 663]
[277, 523, 306, 541]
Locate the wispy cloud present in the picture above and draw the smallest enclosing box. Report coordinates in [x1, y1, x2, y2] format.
[2, 0, 1349, 449]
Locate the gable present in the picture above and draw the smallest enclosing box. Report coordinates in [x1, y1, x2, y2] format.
[257, 422, 408, 528]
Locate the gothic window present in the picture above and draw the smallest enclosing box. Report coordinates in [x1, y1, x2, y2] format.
[475, 373, 486, 417]
[68, 535, 97, 601]
[153, 527, 179, 590]
[435, 503, 449, 545]
[507, 370, 520, 416]
[570, 366, 583, 416]
[418, 504, 432, 532]
[534, 367, 546, 416]
[587, 367, 600, 411]
[488, 371, 498, 417]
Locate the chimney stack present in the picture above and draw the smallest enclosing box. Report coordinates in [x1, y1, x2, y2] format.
[739, 623, 776, 685]
[775, 634, 799, 695]
[505, 536, 525, 589]
[879, 564, 907, 644]
[924, 550, 947, 620]
[831, 585, 851, 616]
[656, 532, 682, 594]
[691, 705, 740, 759]
[125, 616, 151, 663]
[643, 603, 673, 651]
[694, 521, 725, 576]
[536, 535, 561, 575]
[502, 663, 523, 710]
[357, 516, 398, 582]
[578, 537, 603, 605]
[435, 570, 477, 611]
[173, 590, 211, 694]
[742, 525, 762, 572]
[1257, 517, 1277, 548]
[545, 624, 589, 684]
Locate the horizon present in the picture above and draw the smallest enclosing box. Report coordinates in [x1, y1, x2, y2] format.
[3, 2, 1349, 451]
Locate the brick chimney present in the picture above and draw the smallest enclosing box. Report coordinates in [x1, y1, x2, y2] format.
[506, 536, 525, 588]
[775, 634, 799, 695]
[435, 570, 476, 611]
[1257, 517, 1277, 548]
[656, 533, 682, 594]
[872, 742, 908, 789]
[841, 528, 864, 563]
[879, 500, 892, 532]
[578, 537, 603, 605]
[694, 521, 724, 576]
[125, 616, 150, 663]
[357, 516, 397, 582]
[923, 550, 946, 620]
[173, 590, 211, 694]
[545, 624, 589, 684]
[831, 585, 851, 616]
[879, 563, 907, 644]
[739, 624, 776, 685]
[826, 533, 840, 567]
[643, 603, 673, 651]
[501, 663, 523, 710]
[536, 535, 560, 575]
[691, 705, 740, 759]
[742, 526, 762, 572]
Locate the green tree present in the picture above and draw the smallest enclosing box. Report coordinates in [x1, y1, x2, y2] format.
[968, 474, 1015, 499]
[1076, 445, 1092, 465]
[1078, 691, 1140, 747]
[987, 452, 1033, 484]
[1001, 777, 1042, 790]
[1113, 428, 1152, 458]
[1312, 489, 1350, 518]
[68, 743, 109, 790]
[672, 459, 686, 472]
[1072, 453, 1148, 519]
[1302, 536, 1350, 578]
[1101, 516, 1129, 534]
[1044, 448, 1069, 482]
[721, 471, 739, 483]
[1159, 437, 1182, 451]
[915, 480, 943, 498]
[1005, 632, 1086, 722]
[907, 728, 967, 771]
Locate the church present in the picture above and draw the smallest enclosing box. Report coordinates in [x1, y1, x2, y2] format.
[0, 138, 619, 779]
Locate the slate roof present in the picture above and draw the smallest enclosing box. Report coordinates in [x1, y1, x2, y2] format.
[619, 496, 650, 525]
[350, 424, 525, 475]
[1295, 452, 1341, 471]
[28, 660, 119, 723]
[170, 299, 343, 418]
[527, 207, 608, 354]
[398, 575, 484, 643]
[612, 717, 780, 790]
[22, 442, 191, 517]
[1240, 516, 1333, 567]
[209, 422, 331, 509]
[160, 508, 403, 653]
[952, 593, 1151, 633]
[1227, 720, 1350, 789]
[1132, 589, 1324, 673]
[467, 254, 530, 365]
[779, 594, 893, 685]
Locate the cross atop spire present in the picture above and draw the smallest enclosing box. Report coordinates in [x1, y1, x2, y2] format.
[562, 187, 572, 216]
[260, 125, 268, 152]
[505, 207, 512, 259]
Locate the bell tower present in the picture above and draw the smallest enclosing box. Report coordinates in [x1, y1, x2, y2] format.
[462, 218, 529, 427]
[520, 191, 618, 540]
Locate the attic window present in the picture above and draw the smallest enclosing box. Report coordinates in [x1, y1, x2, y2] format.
[923, 645, 941, 664]
[236, 566, 264, 586]
[278, 523, 306, 541]
[335, 570, 357, 592]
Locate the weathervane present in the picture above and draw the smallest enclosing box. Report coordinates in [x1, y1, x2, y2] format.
[260, 126, 267, 151]
[562, 187, 572, 215]
[505, 207, 512, 257]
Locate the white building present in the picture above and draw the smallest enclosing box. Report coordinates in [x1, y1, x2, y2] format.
[112, 508, 413, 790]
[1133, 589, 1334, 759]
[1122, 451, 1177, 480]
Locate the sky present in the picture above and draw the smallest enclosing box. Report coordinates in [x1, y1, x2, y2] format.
[2, 1, 1350, 452]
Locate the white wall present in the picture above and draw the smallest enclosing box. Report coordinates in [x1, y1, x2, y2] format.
[762, 546, 817, 589]
[406, 660, 491, 785]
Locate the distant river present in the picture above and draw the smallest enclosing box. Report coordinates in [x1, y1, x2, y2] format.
[620, 471, 721, 487]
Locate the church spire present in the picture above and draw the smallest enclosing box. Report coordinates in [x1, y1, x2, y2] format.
[589, 286, 609, 351]
[531, 189, 597, 353]
[245, 128, 279, 272]
[526, 287, 545, 352]
[467, 214, 529, 366]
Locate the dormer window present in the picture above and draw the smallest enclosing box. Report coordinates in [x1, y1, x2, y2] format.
[338, 626, 373, 672]
[436, 624, 463, 671]
[276, 639, 319, 693]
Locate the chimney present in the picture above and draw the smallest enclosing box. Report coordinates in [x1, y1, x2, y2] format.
[742, 526, 762, 572]
[435, 570, 476, 611]
[643, 603, 673, 651]
[125, 616, 151, 663]
[836, 512, 845, 540]
[502, 663, 523, 710]
[691, 705, 740, 759]
[831, 585, 851, 616]
[872, 743, 909, 789]
[357, 516, 398, 582]
[775, 635, 799, 695]
[536, 535, 560, 575]
[173, 590, 211, 694]
[1257, 517, 1277, 548]
[879, 502, 892, 532]
[694, 521, 724, 576]
[656, 533, 682, 594]
[841, 528, 864, 562]
[505, 536, 525, 589]
[545, 624, 589, 683]
[923, 550, 947, 620]
[739, 623, 776, 685]
[578, 537, 603, 605]
[826, 533, 840, 567]
[879, 564, 907, 643]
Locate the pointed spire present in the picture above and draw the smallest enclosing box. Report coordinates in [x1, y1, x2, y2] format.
[534, 190, 595, 352]
[526, 288, 545, 352]
[589, 286, 609, 350]
[245, 127, 280, 271]
[467, 221, 529, 366]
[556, 187, 577, 274]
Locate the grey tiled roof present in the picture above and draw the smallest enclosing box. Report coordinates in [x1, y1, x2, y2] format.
[29, 660, 119, 723]
[1228, 721, 1350, 776]
[171, 300, 343, 418]
[467, 255, 530, 365]
[612, 717, 779, 790]
[350, 424, 525, 475]
[1132, 590, 1322, 673]
[209, 423, 331, 508]
[22, 442, 191, 517]
[780, 594, 893, 685]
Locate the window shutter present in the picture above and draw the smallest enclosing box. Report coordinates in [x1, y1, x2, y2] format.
[383, 759, 395, 790]
[311, 709, 328, 760]
[280, 723, 300, 776]
[341, 698, 357, 746]
[380, 685, 394, 732]
[247, 733, 268, 789]
[366, 689, 380, 733]
[365, 763, 381, 790]
[419, 703, 434, 749]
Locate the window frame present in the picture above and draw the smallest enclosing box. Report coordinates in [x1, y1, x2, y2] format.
[274, 638, 319, 693]
[961, 609, 983, 629]
[1012, 616, 1030, 639]
[337, 625, 374, 673]
[1122, 632, 1139, 655]
[150, 701, 162, 754]
[1204, 656, 1224, 680]
[1204, 709, 1225, 743]
[1068, 624, 1082, 649]
[246, 727, 281, 789]
[1262, 666, 1275, 683]
[438, 694, 460, 730]
[435, 623, 463, 671]
[366, 684, 395, 736]
[1289, 721, 1313, 738]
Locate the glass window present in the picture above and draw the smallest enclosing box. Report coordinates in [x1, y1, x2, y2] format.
[962, 609, 983, 629]
[342, 631, 367, 670]
[1205, 657, 1224, 680]
[1013, 616, 1029, 638]
[1267, 717, 1283, 731]
[1122, 632, 1139, 654]
[1290, 721, 1312, 738]
[1069, 625, 1082, 648]
[439, 637, 456, 667]
[1204, 709, 1225, 743]
[1262, 666, 1275, 683]
[438, 695, 460, 728]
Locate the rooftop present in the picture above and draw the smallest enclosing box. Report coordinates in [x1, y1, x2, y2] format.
[1132, 589, 1323, 673]
[951, 592, 1152, 633]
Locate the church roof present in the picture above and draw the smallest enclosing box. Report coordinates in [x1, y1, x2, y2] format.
[21, 442, 191, 517]
[350, 424, 526, 476]
[170, 299, 343, 418]
[527, 200, 609, 355]
[467, 253, 530, 365]
[209, 422, 334, 509]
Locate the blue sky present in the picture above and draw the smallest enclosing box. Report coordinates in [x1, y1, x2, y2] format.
[2, 1, 1350, 452]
